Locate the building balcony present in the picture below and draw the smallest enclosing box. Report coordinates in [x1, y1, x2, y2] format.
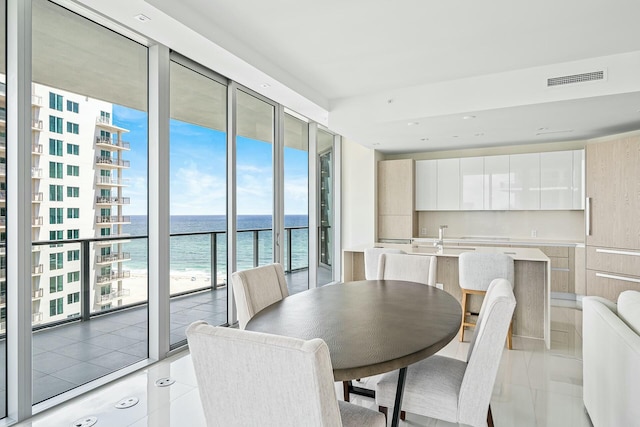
[32, 167, 42, 178]
[32, 264, 43, 275]
[32, 288, 44, 299]
[0, 164, 5, 176]
[97, 288, 131, 305]
[32, 312, 43, 324]
[32, 94, 43, 107]
[0, 216, 5, 227]
[32, 143, 43, 155]
[32, 192, 43, 203]
[96, 196, 130, 205]
[95, 175, 130, 187]
[0, 268, 5, 279]
[96, 215, 131, 225]
[32, 120, 43, 131]
[93, 234, 131, 245]
[96, 252, 131, 264]
[95, 156, 130, 168]
[95, 116, 129, 133]
[0, 110, 6, 122]
[0, 138, 5, 151]
[95, 136, 131, 151]
[96, 270, 131, 284]
[32, 216, 43, 227]
[0, 190, 5, 202]
[0, 292, 4, 306]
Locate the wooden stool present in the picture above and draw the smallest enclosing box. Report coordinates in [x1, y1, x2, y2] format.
[460, 288, 513, 349]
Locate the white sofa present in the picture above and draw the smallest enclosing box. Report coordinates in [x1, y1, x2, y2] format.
[583, 291, 640, 427]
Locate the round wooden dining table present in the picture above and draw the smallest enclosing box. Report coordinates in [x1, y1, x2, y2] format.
[246, 279, 462, 427]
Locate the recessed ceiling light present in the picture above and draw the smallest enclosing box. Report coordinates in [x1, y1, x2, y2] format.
[452, 135, 459, 138]
[407, 122, 420, 126]
[463, 115, 476, 120]
[420, 137, 429, 141]
[538, 127, 548, 131]
[134, 14, 151, 23]
[372, 143, 381, 146]
[387, 99, 394, 104]
[260, 83, 271, 88]
[475, 133, 484, 137]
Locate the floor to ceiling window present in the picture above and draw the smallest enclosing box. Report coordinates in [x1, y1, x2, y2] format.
[283, 112, 309, 293]
[169, 59, 227, 347]
[317, 129, 335, 286]
[31, 0, 148, 404]
[235, 89, 275, 271]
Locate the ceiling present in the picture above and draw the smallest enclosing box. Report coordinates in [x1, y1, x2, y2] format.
[79, 0, 640, 153]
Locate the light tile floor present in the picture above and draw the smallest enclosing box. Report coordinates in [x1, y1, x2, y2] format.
[15, 299, 592, 427]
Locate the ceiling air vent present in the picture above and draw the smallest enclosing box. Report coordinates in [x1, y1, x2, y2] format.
[547, 71, 605, 87]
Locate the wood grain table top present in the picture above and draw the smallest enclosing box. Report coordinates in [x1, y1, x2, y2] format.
[246, 280, 462, 381]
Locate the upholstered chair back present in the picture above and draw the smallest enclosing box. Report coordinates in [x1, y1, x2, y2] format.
[231, 263, 288, 329]
[364, 247, 405, 280]
[377, 253, 437, 286]
[458, 252, 514, 291]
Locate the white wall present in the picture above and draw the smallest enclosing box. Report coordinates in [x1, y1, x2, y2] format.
[341, 138, 377, 248]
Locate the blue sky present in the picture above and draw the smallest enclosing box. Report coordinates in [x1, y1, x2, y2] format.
[114, 105, 309, 216]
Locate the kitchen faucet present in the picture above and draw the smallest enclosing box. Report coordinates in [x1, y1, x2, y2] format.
[434, 225, 448, 250]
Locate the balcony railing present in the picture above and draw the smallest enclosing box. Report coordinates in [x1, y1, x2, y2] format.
[0, 110, 6, 121]
[96, 252, 131, 264]
[95, 175, 130, 186]
[0, 190, 5, 201]
[32, 264, 43, 275]
[0, 139, 5, 150]
[96, 270, 131, 284]
[95, 136, 131, 150]
[0, 268, 5, 279]
[32, 144, 43, 154]
[96, 116, 112, 126]
[96, 196, 131, 205]
[31, 167, 42, 178]
[98, 288, 131, 304]
[32, 120, 43, 130]
[0, 217, 5, 226]
[96, 156, 130, 168]
[32, 192, 43, 203]
[32, 288, 44, 299]
[32, 312, 43, 323]
[32, 94, 43, 107]
[0, 293, 5, 305]
[0, 164, 5, 175]
[96, 215, 131, 224]
[32, 216, 43, 226]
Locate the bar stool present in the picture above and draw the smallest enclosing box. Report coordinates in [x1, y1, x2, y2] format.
[459, 252, 514, 349]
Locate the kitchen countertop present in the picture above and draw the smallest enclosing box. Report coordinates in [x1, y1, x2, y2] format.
[410, 236, 583, 247]
[344, 244, 550, 263]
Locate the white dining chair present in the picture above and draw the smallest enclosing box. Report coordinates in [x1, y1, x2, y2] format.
[187, 322, 386, 427]
[459, 252, 514, 348]
[376, 278, 516, 427]
[231, 263, 289, 329]
[376, 253, 437, 286]
[364, 247, 405, 280]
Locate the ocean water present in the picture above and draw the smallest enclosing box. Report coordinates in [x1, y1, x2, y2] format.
[121, 215, 309, 278]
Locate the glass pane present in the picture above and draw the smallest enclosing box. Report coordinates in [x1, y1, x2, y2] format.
[235, 90, 274, 271]
[31, 0, 148, 404]
[283, 113, 309, 294]
[169, 61, 227, 348]
[317, 130, 334, 286]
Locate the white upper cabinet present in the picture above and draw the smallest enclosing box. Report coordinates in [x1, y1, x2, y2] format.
[484, 155, 510, 210]
[572, 149, 585, 209]
[540, 150, 574, 210]
[414, 150, 583, 211]
[509, 153, 541, 210]
[460, 157, 484, 210]
[437, 158, 460, 210]
[415, 160, 437, 210]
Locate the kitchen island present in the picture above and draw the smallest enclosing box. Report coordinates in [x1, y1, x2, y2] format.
[343, 244, 551, 348]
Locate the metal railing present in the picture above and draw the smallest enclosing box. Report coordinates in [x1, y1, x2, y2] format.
[32, 288, 44, 299]
[96, 215, 131, 224]
[32, 192, 43, 202]
[32, 144, 43, 154]
[96, 156, 130, 168]
[95, 175, 130, 186]
[32, 264, 43, 275]
[96, 270, 131, 284]
[96, 116, 112, 126]
[95, 136, 131, 150]
[99, 289, 131, 303]
[32, 216, 43, 226]
[31, 167, 42, 178]
[96, 252, 131, 263]
[96, 196, 131, 205]
[32, 120, 43, 130]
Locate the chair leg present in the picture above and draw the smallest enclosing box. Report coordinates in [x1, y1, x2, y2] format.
[378, 406, 387, 419]
[459, 290, 467, 342]
[343, 381, 350, 402]
[400, 410, 406, 420]
[506, 320, 513, 349]
[487, 404, 494, 427]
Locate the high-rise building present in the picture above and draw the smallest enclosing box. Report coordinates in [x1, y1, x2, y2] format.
[0, 81, 133, 331]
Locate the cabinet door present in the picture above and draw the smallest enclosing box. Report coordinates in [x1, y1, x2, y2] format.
[460, 157, 484, 210]
[484, 155, 510, 210]
[586, 136, 640, 248]
[415, 160, 437, 210]
[509, 153, 540, 210]
[378, 159, 413, 215]
[572, 149, 585, 209]
[437, 158, 460, 210]
[540, 151, 573, 210]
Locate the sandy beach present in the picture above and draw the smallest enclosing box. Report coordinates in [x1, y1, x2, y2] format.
[121, 271, 227, 306]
